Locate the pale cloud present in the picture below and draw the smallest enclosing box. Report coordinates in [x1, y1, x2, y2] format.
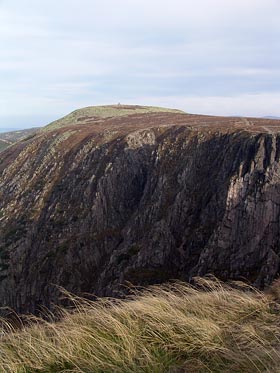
[130, 93, 280, 117]
[0, 0, 280, 128]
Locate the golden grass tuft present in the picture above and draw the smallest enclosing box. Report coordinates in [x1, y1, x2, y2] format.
[0, 278, 280, 372]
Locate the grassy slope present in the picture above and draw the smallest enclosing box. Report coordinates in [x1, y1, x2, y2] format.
[44, 105, 185, 131]
[1, 279, 280, 373]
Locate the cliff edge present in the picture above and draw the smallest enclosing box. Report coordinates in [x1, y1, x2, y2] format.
[1, 105, 280, 314]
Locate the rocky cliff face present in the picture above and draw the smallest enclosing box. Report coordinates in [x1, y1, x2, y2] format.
[1, 105, 280, 314]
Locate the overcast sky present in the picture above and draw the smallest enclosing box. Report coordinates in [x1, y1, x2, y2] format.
[1, 0, 280, 129]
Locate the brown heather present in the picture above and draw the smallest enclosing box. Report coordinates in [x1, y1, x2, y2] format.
[0, 278, 280, 372]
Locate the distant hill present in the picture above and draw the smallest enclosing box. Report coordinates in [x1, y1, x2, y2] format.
[0, 127, 38, 152]
[263, 116, 280, 119]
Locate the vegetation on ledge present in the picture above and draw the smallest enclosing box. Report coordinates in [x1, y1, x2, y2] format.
[0, 278, 280, 372]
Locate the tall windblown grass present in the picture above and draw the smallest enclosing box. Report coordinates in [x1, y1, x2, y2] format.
[0, 278, 280, 372]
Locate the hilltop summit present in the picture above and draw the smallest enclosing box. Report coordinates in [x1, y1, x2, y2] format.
[44, 104, 185, 131]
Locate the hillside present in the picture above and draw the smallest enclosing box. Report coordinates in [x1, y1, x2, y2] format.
[1, 105, 280, 314]
[0, 139, 10, 152]
[1, 279, 280, 373]
[0, 128, 38, 153]
[44, 104, 184, 131]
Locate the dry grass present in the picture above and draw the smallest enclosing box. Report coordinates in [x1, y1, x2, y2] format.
[0, 278, 280, 372]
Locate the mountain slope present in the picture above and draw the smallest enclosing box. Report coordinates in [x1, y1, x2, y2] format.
[1, 105, 280, 314]
[0, 139, 11, 152]
[0, 128, 38, 153]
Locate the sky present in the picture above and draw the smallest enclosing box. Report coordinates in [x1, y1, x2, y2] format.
[0, 0, 280, 130]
